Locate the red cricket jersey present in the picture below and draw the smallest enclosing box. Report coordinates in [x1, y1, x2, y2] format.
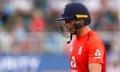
[69, 30, 106, 72]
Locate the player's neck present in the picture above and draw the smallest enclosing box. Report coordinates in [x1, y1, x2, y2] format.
[76, 26, 91, 37]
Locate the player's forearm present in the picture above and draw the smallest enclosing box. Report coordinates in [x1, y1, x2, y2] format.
[89, 63, 102, 72]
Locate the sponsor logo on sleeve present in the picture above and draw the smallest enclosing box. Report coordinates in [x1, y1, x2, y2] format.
[94, 49, 102, 59]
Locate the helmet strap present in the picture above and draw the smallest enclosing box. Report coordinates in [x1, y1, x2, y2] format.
[67, 33, 73, 44]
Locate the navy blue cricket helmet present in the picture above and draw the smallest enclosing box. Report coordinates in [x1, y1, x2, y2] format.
[57, 2, 91, 25]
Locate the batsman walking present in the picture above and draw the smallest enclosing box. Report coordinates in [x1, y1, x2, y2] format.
[57, 2, 106, 72]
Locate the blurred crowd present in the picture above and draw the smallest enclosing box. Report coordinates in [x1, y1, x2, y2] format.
[0, 0, 120, 72]
[0, 0, 69, 54]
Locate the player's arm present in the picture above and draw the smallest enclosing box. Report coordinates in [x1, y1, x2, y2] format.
[89, 63, 102, 72]
[88, 37, 105, 72]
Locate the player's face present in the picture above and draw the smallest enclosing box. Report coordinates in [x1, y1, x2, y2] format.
[64, 19, 76, 34]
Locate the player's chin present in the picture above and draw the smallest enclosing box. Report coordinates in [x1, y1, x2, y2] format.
[69, 30, 76, 34]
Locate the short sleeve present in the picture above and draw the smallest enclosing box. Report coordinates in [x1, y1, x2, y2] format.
[88, 38, 105, 64]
